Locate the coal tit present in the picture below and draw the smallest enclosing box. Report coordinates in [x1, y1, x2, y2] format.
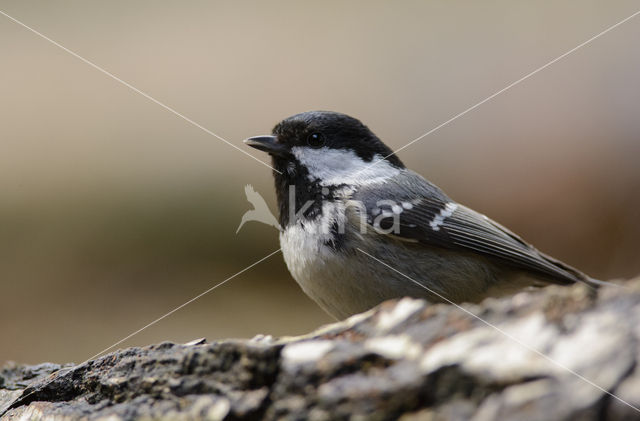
[245, 111, 601, 319]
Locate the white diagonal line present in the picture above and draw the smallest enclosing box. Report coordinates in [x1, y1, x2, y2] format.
[84, 247, 282, 363]
[364, 8, 640, 172]
[6, 248, 282, 413]
[0, 9, 281, 174]
[356, 247, 640, 414]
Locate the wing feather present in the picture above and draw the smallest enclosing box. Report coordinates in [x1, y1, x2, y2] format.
[352, 170, 589, 285]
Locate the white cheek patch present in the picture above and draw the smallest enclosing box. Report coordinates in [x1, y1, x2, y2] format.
[291, 147, 400, 186]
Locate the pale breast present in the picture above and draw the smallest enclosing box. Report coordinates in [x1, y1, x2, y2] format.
[278, 200, 507, 319]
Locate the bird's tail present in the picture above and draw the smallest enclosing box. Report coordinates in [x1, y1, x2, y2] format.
[583, 276, 619, 288]
[540, 252, 619, 289]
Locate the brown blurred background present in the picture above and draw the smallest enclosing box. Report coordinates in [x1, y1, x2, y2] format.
[1, 1, 639, 365]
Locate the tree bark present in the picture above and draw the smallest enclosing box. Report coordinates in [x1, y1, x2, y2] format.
[2, 278, 639, 420]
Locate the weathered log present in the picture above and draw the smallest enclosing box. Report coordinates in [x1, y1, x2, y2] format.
[2, 278, 639, 420]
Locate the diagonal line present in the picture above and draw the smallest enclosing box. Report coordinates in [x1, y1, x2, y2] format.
[356, 247, 640, 414]
[0, 9, 281, 174]
[6, 248, 282, 414]
[84, 247, 282, 363]
[363, 8, 640, 173]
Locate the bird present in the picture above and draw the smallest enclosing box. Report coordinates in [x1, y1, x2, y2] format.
[244, 111, 604, 320]
[236, 184, 281, 234]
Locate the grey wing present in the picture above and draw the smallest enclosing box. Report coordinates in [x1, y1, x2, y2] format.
[352, 171, 592, 286]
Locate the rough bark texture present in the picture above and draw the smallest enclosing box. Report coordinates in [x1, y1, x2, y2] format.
[2, 278, 639, 421]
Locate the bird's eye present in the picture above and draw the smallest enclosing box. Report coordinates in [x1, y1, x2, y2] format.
[307, 133, 325, 148]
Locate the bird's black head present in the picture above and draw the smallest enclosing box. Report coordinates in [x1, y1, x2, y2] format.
[245, 111, 404, 227]
[245, 111, 404, 176]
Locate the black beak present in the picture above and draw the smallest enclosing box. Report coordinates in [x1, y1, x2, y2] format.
[244, 135, 290, 156]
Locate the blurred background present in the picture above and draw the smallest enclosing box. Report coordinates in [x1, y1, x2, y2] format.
[1, 0, 639, 365]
